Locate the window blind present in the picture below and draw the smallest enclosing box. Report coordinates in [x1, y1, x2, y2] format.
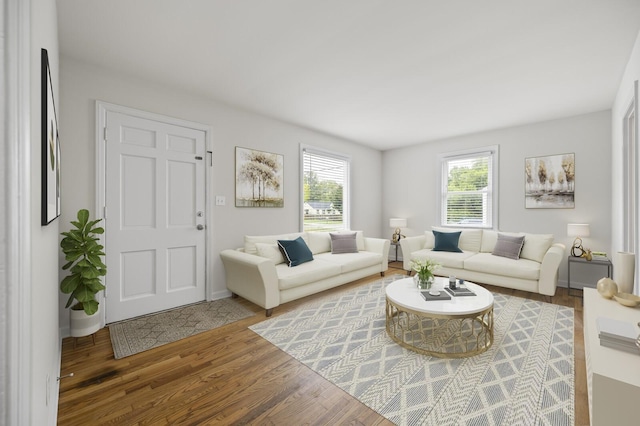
[302, 148, 349, 232]
[440, 150, 495, 228]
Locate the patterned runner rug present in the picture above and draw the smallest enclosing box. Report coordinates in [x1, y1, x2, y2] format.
[250, 275, 574, 425]
[109, 298, 254, 359]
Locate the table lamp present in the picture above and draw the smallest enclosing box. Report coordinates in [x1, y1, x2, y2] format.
[390, 218, 407, 243]
[567, 223, 590, 258]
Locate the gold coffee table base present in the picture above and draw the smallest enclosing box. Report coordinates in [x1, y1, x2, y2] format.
[385, 298, 494, 358]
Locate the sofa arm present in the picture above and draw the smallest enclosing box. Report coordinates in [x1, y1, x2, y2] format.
[399, 235, 427, 271]
[364, 237, 390, 272]
[538, 243, 565, 296]
[220, 249, 280, 311]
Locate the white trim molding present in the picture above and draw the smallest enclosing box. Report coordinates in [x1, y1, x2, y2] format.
[3, 0, 32, 424]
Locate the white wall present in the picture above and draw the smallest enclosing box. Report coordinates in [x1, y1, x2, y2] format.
[30, 0, 60, 423]
[382, 110, 612, 288]
[58, 57, 382, 325]
[612, 29, 640, 295]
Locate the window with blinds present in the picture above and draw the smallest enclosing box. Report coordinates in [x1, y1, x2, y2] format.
[301, 146, 350, 232]
[439, 147, 498, 228]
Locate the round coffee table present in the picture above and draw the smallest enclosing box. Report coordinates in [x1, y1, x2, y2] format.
[385, 276, 494, 358]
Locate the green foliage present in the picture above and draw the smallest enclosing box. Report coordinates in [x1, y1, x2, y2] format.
[303, 171, 344, 213]
[446, 158, 488, 223]
[447, 158, 488, 191]
[60, 209, 106, 316]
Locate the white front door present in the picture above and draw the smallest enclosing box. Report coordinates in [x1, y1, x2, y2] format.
[104, 111, 206, 323]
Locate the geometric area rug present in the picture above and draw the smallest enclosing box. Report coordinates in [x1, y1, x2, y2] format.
[250, 274, 574, 425]
[109, 297, 255, 359]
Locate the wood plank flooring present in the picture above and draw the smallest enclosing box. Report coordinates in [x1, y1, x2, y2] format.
[58, 264, 588, 425]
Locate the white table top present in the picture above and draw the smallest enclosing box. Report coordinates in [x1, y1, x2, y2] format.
[386, 276, 494, 315]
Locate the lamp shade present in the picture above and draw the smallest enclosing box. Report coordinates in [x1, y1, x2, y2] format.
[567, 223, 590, 237]
[389, 218, 407, 229]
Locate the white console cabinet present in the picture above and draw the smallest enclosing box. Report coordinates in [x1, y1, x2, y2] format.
[583, 288, 640, 425]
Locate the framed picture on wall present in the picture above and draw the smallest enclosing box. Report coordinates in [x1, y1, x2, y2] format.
[235, 147, 284, 207]
[525, 153, 575, 209]
[41, 48, 61, 225]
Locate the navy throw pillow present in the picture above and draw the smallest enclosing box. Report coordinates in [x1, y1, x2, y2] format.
[432, 230, 463, 253]
[277, 236, 314, 267]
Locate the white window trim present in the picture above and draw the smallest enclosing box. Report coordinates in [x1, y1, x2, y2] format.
[623, 81, 639, 260]
[437, 145, 499, 229]
[300, 144, 351, 232]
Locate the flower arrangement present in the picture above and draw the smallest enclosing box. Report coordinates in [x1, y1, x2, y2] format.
[411, 258, 441, 285]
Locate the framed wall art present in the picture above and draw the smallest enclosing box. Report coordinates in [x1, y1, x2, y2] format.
[41, 48, 61, 225]
[235, 147, 284, 207]
[525, 153, 574, 209]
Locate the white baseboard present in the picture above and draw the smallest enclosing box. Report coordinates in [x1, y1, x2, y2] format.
[211, 289, 232, 301]
[52, 336, 62, 426]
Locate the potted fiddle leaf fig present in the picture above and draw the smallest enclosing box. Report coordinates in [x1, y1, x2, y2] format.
[60, 209, 107, 337]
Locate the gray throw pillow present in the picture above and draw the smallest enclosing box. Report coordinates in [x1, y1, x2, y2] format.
[492, 233, 525, 260]
[330, 232, 359, 254]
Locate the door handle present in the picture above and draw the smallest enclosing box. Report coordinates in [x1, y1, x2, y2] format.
[197, 224, 204, 230]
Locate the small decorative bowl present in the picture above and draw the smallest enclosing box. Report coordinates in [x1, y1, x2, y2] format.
[613, 292, 640, 307]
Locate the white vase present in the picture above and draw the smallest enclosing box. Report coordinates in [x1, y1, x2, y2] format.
[615, 252, 635, 294]
[70, 304, 102, 337]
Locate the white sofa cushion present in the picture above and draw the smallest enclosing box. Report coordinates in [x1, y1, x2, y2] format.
[276, 259, 341, 290]
[307, 232, 331, 254]
[521, 233, 554, 263]
[410, 248, 476, 269]
[430, 227, 483, 252]
[255, 242, 285, 265]
[245, 232, 306, 255]
[315, 251, 383, 273]
[480, 230, 499, 252]
[464, 253, 541, 281]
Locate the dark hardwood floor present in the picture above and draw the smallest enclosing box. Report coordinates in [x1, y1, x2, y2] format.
[57, 263, 588, 425]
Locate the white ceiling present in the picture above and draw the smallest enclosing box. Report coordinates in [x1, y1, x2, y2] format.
[57, 0, 640, 151]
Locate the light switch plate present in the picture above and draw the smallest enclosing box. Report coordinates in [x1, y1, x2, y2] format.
[215, 196, 226, 206]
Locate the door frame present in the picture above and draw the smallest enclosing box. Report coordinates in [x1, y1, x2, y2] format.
[96, 101, 213, 326]
[3, 0, 32, 423]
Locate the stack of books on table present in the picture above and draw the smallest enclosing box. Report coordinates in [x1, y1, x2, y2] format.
[445, 286, 476, 297]
[596, 316, 640, 355]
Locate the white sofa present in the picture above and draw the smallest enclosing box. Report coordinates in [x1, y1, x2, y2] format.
[220, 231, 390, 316]
[399, 228, 565, 297]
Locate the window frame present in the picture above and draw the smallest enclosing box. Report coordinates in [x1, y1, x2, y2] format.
[437, 146, 499, 229]
[623, 80, 639, 254]
[300, 144, 351, 232]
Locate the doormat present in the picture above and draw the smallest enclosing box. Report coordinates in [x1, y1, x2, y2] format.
[109, 298, 255, 359]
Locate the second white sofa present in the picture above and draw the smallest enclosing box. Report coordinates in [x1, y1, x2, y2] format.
[399, 228, 565, 297]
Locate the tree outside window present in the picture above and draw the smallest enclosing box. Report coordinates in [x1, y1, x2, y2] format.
[439, 147, 498, 228]
[302, 147, 349, 232]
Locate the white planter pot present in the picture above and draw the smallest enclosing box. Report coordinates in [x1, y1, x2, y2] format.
[69, 304, 101, 337]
